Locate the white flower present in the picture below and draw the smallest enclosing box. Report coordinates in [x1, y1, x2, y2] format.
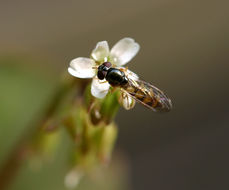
[68, 37, 140, 103]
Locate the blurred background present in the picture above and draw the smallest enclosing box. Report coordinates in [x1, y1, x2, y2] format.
[0, 0, 229, 189]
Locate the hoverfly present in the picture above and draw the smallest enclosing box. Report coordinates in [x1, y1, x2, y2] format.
[97, 62, 172, 112]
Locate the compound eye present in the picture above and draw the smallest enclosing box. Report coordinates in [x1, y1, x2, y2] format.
[98, 64, 104, 71]
[97, 70, 106, 80]
[103, 62, 112, 68]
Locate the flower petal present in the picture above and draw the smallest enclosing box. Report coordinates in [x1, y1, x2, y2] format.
[68, 57, 96, 78]
[91, 41, 109, 62]
[119, 91, 136, 110]
[110, 38, 140, 66]
[91, 77, 110, 99]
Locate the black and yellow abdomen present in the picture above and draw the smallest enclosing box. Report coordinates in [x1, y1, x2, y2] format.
[122, 80, 172, 112]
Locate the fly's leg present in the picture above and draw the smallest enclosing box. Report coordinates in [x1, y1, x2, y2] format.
[119, 67, 128, 72]
[123, 92, 130, 108]
[98, 80, 108, 84]
[92, 66, 99, 69]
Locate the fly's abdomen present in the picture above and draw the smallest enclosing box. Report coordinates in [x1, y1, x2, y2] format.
[123, 82, 172, 112]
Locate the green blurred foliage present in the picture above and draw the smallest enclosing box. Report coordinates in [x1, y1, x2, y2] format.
[0, 57, 58, 163]
[0, 56, 129, 190]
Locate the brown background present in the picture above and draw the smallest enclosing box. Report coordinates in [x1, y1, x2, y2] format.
[0, 0, 229, 189]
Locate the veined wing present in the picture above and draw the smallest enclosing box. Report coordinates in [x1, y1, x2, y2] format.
[121, 78, 172, 112]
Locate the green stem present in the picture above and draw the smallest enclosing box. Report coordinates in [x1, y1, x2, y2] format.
[0, 75, 79, 190]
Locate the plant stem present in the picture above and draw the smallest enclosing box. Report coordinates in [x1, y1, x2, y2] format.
[0, 76, 80, 190]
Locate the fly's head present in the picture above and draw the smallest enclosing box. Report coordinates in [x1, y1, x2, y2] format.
[97, 62, 112, 80]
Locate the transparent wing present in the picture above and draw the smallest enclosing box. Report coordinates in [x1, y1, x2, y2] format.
[121, 77, 172, 112]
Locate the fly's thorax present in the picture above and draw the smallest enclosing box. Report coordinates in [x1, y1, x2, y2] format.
[105, 68, 128, 87]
